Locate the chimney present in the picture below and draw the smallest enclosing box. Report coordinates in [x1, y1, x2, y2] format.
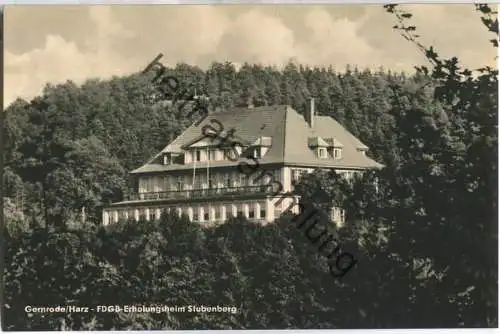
[306, 98, 315, 128]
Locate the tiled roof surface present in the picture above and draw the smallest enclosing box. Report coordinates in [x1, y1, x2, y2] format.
[130, 105, 383, 174]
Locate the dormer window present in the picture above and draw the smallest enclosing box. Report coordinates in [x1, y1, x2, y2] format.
[324, 137, 344, 160]
[250, 137, 271, 160]
[254, 147, 262, 159]
[308, 136, 329, 159]
[357, 146, 368, 156]
[234, 144, 243, 156]
[224, 147, 239, 161]
[318, 147, 327, 158]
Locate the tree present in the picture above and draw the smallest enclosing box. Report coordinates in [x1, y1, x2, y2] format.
[3, 5, 497, 328]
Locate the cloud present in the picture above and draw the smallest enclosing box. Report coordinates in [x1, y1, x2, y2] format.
[4, 7, 139, 106]
[4, 5, 496, 107]
[215, 8, 381, 69]
[88, 6, 135, 40]
[300, 9, 381, 68]
[217, 9, 296, 65]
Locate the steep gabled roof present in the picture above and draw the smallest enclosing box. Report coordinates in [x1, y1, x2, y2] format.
[130, 105, 383, 174]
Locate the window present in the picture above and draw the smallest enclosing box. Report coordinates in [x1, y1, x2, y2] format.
[195, 150, 201, 162]
[208, 178, 214, 189]
[193, 211, 199, 222]
[254, 147, 262, 159]
[193, 178, 202, 189]
[260, 209, 266, 219]
[273, 169, 281, 183]
[146, 177, 154, 193]
[274, 207, 282, 219]
[153, 176, 161, 192]
[291, 169, 304, 182]
[215, 207, 222, 220]
[221, 206, 227, 220]
[177, 176, 184, 191]
[224, 147, 238, 161]
[163, 176, 169, 191]
[249, 210, 255, 219]
[225, 173, 231, 188]
[186, 208, 194, 221]
[163, 154, 169, 165]
[240, 174, 248, 187]
[334, 148, 342, 159]
[237, 210, 243, 217]
[318, 148, 327, 158]
[204, 212, 210, 221]
[149, 209, 156, 221]
[209, 149, 217, 161]
[233, 144, 242, 156]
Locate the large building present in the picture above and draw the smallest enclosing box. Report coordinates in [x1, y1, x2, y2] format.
[102, 100, 383, 226]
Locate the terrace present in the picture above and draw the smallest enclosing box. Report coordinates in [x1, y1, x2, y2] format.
[127, 185, 273, 201]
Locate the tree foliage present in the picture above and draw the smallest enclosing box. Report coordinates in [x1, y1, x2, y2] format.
[3, 5, 497, 329]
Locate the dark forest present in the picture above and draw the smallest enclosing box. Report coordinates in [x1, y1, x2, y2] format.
[2, 5, 498, 330]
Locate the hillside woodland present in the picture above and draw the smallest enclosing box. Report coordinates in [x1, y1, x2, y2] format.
[3, 5, 498, 330]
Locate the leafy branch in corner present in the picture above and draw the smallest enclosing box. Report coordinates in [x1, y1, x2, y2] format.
[384, 4, 498, 105]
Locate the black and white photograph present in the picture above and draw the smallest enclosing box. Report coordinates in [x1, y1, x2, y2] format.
[2, 3, 498, 331]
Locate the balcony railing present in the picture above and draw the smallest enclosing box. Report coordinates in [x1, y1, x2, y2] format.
[127, 185, 271, 201]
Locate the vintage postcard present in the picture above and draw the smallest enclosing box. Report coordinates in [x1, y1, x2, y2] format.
[3, 4, 498, 331]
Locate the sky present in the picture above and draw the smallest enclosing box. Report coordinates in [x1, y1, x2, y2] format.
[4, 4, 497, 106]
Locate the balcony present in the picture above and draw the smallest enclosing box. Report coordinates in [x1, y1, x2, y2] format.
[127, 185, 271, 202]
